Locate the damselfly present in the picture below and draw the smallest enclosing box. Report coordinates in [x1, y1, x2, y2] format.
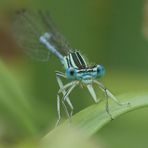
[12, 10, 128, 126]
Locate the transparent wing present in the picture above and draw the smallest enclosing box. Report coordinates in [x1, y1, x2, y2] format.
[12, 10, 72, 61]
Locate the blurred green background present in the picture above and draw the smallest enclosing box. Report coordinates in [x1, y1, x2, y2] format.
[0, 0, 148, 147]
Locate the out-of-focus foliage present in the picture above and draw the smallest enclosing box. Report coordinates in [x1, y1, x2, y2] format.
[0, 60, 38, 137]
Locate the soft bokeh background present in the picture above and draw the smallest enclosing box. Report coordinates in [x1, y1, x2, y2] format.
[0, 0, 148, 147]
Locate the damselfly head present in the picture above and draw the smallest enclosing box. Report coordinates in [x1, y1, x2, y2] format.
[66, 64, 105, 82]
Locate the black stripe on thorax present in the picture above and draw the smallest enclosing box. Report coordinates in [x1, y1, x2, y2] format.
[76, 52, 86, 67]
[69, 52, 87, 69]
[66, 57, 70, 68]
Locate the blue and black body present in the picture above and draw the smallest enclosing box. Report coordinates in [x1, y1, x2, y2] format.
[13, 10, 127, 126]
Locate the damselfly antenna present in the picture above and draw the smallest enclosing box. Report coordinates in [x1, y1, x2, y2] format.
[12, 10, 129, 126]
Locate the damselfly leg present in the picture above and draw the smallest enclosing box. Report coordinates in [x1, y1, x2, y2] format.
[93, 80, 130, 119]
[56, 71, 71, 126]
[87, 84, 100, 103]
[104, 89, 114, 120]
[56, 71, 76, 126]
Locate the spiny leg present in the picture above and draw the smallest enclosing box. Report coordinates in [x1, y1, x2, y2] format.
[86, 84, 100, 103]
[57, 82, 77, 125]
[104, 89, 114, 120]
[63, 83, 78, 101]
[56, 87, 74, 127]
[86, 83, 112, 119]
[55, 95, 61, 127]
[93, 80, 130, 119]
[58, 81, 76, 93]
[64, 96, 74, 117]
[93, 80, 129, 106]
[58, 81, 75, 117]
[62, 83, 78, 117]
[56, 71, 70, 125]
[56, 71, 75, 114]
[56, 75, 76, 119]
[56, 71, 74, 124]
[92, 80, 114, 119]
[61, 100, 70, 119]
[105, 89, 130, 106]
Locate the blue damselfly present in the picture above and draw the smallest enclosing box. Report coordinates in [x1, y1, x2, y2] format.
[12, 10, 128, 126]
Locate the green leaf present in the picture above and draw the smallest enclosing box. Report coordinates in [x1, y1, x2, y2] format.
[0, 60, 38, 136]
[41, 126, 102, 148]
[45, 94, 148, 138]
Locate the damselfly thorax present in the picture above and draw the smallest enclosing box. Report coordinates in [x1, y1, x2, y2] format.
[12, 10, 129, 127]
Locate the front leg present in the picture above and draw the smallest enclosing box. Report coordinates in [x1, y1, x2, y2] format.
[55, 82, 73, 126]
[55, 94, 61, 127]
[55, 71, 74, 124]
[93, 80, 129, 106]
[93, 80, 130, 119]
[86, 84, 100, 103]
[92, 80, 114, 119]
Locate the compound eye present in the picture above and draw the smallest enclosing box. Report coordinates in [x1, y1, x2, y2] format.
[96, 65, 105, 77]
[69, 68, 75, 76]
[97, 66, 101, 73]
[66, 67, 77, 79]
